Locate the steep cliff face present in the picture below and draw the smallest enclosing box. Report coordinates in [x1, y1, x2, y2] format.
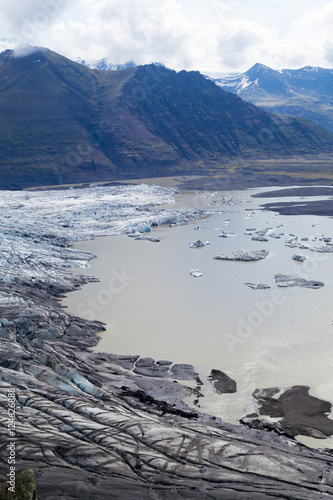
[0, 49, 332, 189]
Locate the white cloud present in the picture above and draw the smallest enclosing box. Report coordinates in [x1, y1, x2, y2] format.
[262, 0, 333, 69]
[0, 0, 67, 43]
[0, 0, 332, 72]
[44, 0, 272, 72]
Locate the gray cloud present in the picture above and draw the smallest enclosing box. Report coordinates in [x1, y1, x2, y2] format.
[0, 0, 67, 45]
[324, 41, 333, 63]
[0, 0, 332, 72]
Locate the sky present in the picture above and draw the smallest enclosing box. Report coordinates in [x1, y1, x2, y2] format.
[0, 0, 333, 74]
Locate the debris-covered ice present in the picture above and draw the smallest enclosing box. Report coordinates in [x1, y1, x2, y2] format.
[190, 269, 204, 277]
[0, 184, 202, 283]
[275, 274, 324, 289]
[252, 236, 269, 242]
[218, 230, 235, 238]
[292, 254, 306, 262]
[213, 250, 269, 261]
[189, 240, 205, 248]
[245, 282, 271, 289]
[134, 235, 161, 242]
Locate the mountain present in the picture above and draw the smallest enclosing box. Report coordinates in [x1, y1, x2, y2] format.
[77, 58, 136, 71]
[213, 63, 333, 133]
[0, 49, 333, 189]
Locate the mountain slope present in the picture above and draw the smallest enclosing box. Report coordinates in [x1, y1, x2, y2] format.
[0, 49, 332, 189]
[214, 64, 333, 133]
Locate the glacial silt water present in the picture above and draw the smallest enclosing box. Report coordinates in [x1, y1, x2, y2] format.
[63, 186, 333, 447]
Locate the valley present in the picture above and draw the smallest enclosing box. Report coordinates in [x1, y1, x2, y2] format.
[0, 47, 333, 499]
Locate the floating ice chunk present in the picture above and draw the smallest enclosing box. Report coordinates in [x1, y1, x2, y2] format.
[190, 269, 203, 277]
[269, 233, 283, 239]
[214, 250, 269, 261]
[292, 254, 306, 262]
[218, 231, 235, 238]
[189, 240, 205, 248]
[275, 274, 324, 289]
[312, 245, 333, 253]
[245, 282, 271, 289]
[252, 236, 268, 242]
[135, 235, 160, 242]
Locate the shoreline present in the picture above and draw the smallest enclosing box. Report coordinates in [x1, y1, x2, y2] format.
[26, 175, 333, 217]
[0, 181, 333, 498]
[63, 184, 333, 448]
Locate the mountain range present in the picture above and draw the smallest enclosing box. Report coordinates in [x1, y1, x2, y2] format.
[213, 64, 333, 133]
[0, 49, 332, 189]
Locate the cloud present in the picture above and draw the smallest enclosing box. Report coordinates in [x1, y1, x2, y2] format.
[325, 42, 333, 63]
[42, 0, 272, 72]
[263, 0, 333, 69]
[0, 0, 67, 45]
[13, 44, 47, 58]
[0, 0, 332, 72]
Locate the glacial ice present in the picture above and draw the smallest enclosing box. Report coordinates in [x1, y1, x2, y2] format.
[0, 184, 202, 283]
[189, 240, 205, 248]
[214, 250, 269, 261]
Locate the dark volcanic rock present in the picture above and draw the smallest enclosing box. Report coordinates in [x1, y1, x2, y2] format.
[242, 386, 333, 439]
[135, 357, 155, 367]
[170, 364, 199, 380]
[133, 357, 172, 377]
[252, 187, 333, 198]
[261, 199, 333, 216]
[133, 364, 170, 378]
[208, 369, 237, 394]
[94, 353, 140, 371]
[156, 360, 173, 366]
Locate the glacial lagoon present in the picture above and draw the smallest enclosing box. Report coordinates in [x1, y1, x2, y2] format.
[63, 186, 333, 448]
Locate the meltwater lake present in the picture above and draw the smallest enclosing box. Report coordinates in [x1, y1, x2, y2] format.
[63, 185, 333, 448]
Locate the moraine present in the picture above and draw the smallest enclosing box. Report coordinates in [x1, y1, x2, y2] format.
[1, 180, 333, 499]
